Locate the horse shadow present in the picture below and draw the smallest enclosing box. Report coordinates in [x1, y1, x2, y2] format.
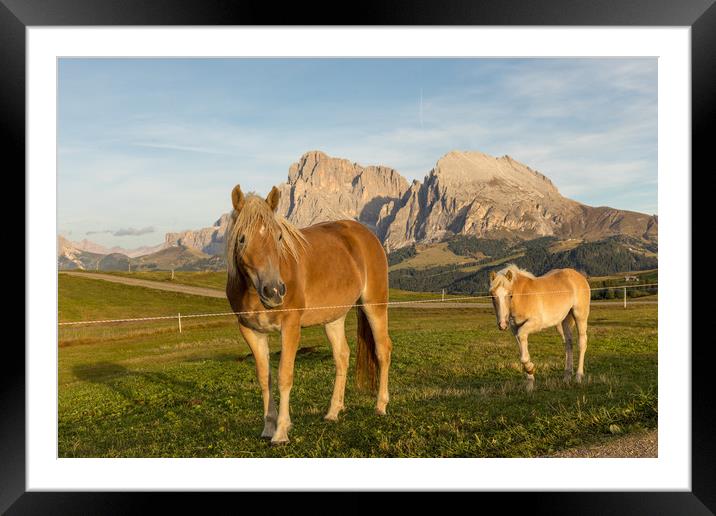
[72, 361, 200, 405]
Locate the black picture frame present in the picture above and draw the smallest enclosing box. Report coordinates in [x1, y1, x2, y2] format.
[5, 0, 712, 512]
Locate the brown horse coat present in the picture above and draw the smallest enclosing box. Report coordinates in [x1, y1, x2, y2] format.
[225, 185, 392, 444]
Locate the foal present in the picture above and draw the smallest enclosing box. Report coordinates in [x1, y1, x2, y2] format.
[489, 264, 590, 390]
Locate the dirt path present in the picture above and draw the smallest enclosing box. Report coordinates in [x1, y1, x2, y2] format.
[60, 272, 226, 299]
[550, 429, 657, 458]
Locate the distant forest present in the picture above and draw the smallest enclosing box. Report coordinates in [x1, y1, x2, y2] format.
[388, 235, 658, 297]
[386, 244, 417, 266]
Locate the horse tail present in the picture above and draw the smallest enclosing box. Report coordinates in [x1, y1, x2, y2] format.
[355, 305, 378, 392]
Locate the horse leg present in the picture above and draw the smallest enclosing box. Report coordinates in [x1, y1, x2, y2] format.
[573, 308, 589, 383]
[324, 315, 349, 421]
[362, 305, 392, 415]
[513, 323, 536, 391]
[271, 318, 301, 445]
[560, 313, 575, 382]
[238, 323, 277, 439]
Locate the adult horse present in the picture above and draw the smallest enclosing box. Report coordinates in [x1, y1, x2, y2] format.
[489, 264, 590, 390]
[225, 185, 392, 445]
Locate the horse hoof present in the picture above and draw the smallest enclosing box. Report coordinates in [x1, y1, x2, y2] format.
[271, 437, 290, 446]
[576, 373, 584, 384]
[375, 407, 387, 416]
[324, 413, 339, 422]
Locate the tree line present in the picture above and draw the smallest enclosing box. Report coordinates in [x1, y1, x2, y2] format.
[389, 235, 658, 297]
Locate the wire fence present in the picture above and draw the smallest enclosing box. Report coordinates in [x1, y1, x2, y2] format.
[58, 282, 658, 330]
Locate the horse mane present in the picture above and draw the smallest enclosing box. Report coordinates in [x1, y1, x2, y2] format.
[497, 263, 536, 280]
[225, 194, 308, 279]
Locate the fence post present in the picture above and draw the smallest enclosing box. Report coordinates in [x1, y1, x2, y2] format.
[178, 313, 182, 333]
[442, 289, 445, 302]
[623, 287, 627, 309]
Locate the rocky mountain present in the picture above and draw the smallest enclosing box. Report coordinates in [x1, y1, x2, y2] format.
[61, 237, 167, 258]
[276, 150, 656, 251]
[58, 149, 658, 271]
[57, 235, 224, 272]
[57, 236, 105, 270]
[380, 150, 657, 250]
[156, 150, 410, 257]
[146, 149, 657, 254]
[277, 150, 410, 236]
[164, 214, 230, 256]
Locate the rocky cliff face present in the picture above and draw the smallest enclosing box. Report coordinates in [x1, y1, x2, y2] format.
[380, 151, 584, 249]
[164, 214, 231, 256]
[147, 149, 659, 254]
[277, 150, 410, 237]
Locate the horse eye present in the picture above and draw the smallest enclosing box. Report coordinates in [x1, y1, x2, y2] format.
[278, 233, 283, 242]
[239, 235, 245, 244]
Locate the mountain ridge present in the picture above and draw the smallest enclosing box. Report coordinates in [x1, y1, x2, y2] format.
[58, 149, 657, 270]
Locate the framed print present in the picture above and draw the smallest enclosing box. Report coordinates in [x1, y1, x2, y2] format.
[5, 0, 713, 512]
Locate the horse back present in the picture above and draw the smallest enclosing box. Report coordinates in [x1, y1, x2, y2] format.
[512, 268, 590, 325]
[297, 220, 388, 320]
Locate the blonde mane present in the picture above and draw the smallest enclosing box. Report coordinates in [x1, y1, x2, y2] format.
[226, 194, 308, 279]
[497, 263, 536, 280]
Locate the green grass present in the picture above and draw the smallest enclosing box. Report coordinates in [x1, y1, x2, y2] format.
[389, 242, 474, 271]
[58, 273, 657, 457]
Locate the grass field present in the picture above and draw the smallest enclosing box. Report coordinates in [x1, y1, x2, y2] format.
[58, 273, 657, 458]
[389, 242, 474, 271]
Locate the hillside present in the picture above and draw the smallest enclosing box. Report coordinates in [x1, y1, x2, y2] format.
[58, 236, 225, 272]
[389, 234, 658, 295]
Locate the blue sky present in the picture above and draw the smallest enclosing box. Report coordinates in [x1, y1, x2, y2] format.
[58, 58, 657, 248]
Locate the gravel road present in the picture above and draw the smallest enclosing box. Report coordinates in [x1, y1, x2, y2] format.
[549, 429, 657, 458]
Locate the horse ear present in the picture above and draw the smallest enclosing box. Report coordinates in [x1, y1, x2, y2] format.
[266, 186, 281, 213]
[505, 270, 513, 281]
[490, 271, 496, 281]
[231, 185, 245, 211]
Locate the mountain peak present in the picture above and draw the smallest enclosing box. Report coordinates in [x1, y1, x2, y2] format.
[96, 150, 656, 262]
[431, 149, 560, 197]
[281, 150, 410, 230]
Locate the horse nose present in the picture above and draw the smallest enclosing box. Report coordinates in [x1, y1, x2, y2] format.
[262, 282, 284, 300]
[499, 321, 508, 330]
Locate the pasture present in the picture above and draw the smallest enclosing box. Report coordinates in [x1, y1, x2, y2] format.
[58, 273, 657, 457]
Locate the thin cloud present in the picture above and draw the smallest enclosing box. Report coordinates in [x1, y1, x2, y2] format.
[132, 141, 232, 155]
[86, 227, 155, 237]
[113, 226, 155, 237]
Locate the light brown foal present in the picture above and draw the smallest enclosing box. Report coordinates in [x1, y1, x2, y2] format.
[489, 264, 590, 390]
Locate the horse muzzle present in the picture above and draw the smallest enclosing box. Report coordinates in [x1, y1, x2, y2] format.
[498, 321, 509, 331]
[259, 281, 286, 309]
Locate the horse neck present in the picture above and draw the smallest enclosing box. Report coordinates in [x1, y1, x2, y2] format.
[511, 272, 532, 295]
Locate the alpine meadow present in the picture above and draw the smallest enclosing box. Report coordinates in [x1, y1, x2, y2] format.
[58, 58, 658, 459]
